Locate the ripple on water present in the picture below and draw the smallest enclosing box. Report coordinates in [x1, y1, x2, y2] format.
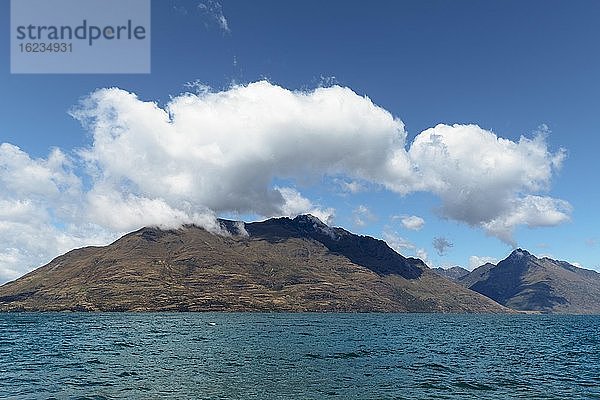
[0, 313, 599, 399]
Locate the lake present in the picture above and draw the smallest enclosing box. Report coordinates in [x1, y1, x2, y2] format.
[1, 313, 599, 399]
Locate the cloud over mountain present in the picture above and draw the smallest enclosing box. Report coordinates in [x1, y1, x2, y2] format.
[0, 81, 569, 280]
[0, 144, 113, 281]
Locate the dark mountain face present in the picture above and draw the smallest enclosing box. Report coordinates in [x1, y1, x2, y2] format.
[458, 263, 496, 288]
[470, 249, 537, 306]
[0, 215, 507, 313]
[460, 249, 600, 314]
[246, 215, 424, 279]
[432, 266, 470, 281]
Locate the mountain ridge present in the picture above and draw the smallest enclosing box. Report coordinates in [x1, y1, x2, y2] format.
[432, 266, 470, 281]
[0, 215, 508, 313]
[459, 249, 600, 313]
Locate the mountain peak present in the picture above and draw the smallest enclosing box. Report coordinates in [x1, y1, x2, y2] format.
[292, 214, 338, 239]
[508, 248, 535, 261]
[461, 249, 600, 313]
[293, 214, 327, 226]
[249, 214, 423, 279]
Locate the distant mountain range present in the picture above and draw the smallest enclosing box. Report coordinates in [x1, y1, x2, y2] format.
[0, 215, 506, 313]
[458, 249, 600, 314]
[432, 266, 470, 281]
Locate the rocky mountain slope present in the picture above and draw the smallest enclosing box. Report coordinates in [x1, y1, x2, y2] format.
[460, 249, 600, 313]
[0, 215, 507, 313]
[432, 266, 470, 281]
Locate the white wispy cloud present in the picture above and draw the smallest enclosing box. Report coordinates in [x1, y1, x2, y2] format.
[335, 179, 366, 194]
[571, 262, 584, 269]
[416, 249, 431, 267]
[353, 205, 376, 227]
[382, 229, 416, 253]
[394, 215, 425, 231]
[468, 255, 498, 269]
[172, 0, 230, 33]
[0, 80, 570, 281]
[198, 0, 230, 33]
[382, 228, 430, 266]
[276, 187, 334, 225]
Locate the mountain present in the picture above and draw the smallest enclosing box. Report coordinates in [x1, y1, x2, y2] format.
[458, 263, 496, 288]
[0, 215, 507, 313]
[459, 249, 600, 313]
[432, 266, 470, 281]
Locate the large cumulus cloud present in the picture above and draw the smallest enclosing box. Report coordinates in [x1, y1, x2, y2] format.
[406, 124, 569, 242]
[0, 80, 569, 281]
[71, 81, 404, 224]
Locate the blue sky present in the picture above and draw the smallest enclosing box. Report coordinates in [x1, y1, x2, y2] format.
[0, 0, 599, 281]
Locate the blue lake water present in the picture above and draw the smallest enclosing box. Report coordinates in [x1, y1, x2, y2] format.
[1, 313, 599, 399]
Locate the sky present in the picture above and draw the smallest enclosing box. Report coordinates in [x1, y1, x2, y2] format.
[1, 0, 599, 283]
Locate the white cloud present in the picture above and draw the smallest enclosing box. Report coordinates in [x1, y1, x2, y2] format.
[85, 184, 226, 234]
[172, 0, 230, 33]
[233, 221, 249, 237]
[70, 82, 402, 229]
[336, 179, 366, 194]
[198, 0, 230, 33]
[397, 215, 425, 231]
[0, 220, 114, 282]
[382, 229, 430, 265]
[276, 187, 335, 225]
[415, 248, 430, 267]
[353, 205, 376, 227]
[71, 83, 567, 241]
[1, 80, 570, 281]
[0, 144, 114, 282]
[382, 229, 415, 253]
[481, 195, 572, 244]
[0, 143, 80, 202]
[406, 124, 568, 242]
[468, 255, 498, 270]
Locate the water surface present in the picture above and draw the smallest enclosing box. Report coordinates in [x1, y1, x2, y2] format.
[1, 313, 599, 399]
